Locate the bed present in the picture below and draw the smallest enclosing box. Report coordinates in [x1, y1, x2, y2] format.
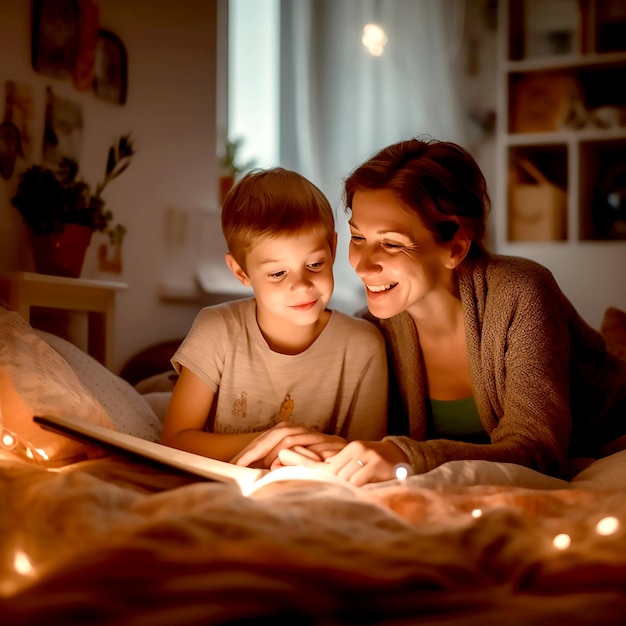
[1, 302, 626, 625]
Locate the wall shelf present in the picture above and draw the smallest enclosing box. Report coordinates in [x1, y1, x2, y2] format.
[498, 0, 626, 244]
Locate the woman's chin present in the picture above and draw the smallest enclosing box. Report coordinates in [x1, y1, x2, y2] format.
[366, 296, 398, 319]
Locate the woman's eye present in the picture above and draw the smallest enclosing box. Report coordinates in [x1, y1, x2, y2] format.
[350, 234, 365, 244]
[382, 241, 404, 251]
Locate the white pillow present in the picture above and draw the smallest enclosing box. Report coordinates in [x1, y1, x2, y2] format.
[569, 450, 626, 490]
[405, 459, 570, 491]
[35, 330, 162, 442]
[141, 391, 172, 425]
[0, 307, 116, 464]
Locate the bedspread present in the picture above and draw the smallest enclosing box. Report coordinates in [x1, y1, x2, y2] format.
[1, 453, 626, 625]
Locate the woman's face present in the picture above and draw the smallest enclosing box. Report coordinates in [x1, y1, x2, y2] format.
[348, 189, 458, 319]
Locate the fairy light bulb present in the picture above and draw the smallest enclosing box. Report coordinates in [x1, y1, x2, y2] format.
[596, 516, 619, 536]
[13, 551, 33, 576]
[2, 430, 16, 450]
[471, 509, 482, 518]
[553, 533, 571, 550]
[394, 463, 413, 480]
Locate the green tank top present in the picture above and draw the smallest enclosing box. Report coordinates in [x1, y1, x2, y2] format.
[429, 397, 488, 442]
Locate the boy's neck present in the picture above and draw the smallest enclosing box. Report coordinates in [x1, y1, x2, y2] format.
[256, 308, 332, 355]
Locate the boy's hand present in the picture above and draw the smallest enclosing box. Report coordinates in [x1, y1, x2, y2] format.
[231, 422, 345, 469]
[278, 440, 410, 486]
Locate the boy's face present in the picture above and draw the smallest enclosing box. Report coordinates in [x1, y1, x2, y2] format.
[227, 230, 336, 328]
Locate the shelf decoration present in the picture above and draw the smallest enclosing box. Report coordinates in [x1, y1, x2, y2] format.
[508, 159, 567, 242]
[523, 0, 579, 58]
[510, 73, 581, 133]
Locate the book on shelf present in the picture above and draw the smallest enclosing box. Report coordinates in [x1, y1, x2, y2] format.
[33, 414, 358, 496]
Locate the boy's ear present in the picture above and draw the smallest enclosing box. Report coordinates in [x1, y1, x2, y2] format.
[225, 252, 251, 286]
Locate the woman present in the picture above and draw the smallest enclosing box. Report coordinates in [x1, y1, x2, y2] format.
[269, 137, 626, 485]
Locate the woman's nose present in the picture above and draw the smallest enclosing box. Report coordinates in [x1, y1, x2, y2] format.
[350, 246, 381, 277]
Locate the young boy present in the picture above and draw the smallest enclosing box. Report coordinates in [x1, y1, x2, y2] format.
[160, 167, 387, 468]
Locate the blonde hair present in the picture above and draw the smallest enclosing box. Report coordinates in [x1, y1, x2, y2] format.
[222, 167, 335, 269]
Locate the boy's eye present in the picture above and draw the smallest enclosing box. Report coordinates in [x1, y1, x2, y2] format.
[307, 261, 325, 271]
[268, 270, 286, 279]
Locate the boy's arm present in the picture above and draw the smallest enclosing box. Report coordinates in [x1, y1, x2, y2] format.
[160, 367, 261, 463]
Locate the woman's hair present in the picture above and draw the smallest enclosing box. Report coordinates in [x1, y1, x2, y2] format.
[222, 167, 335, 269]
[343, 137, 491, 258]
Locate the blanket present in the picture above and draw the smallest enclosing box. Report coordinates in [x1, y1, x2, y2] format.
[2, 451, 626, 625]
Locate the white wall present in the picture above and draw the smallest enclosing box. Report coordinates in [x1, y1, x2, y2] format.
[0, 0, 226, 373]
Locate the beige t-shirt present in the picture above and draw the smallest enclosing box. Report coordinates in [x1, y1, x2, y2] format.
[172, 298, 387, 441]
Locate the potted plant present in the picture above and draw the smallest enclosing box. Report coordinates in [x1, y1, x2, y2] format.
[11, 134, 134, 277]
[218, 136, 255, 204]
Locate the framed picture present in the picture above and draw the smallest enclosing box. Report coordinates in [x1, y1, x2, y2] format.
[31, 0, 80, 78]
[72, 0, 101, 92]
[92, 29, 128, 105]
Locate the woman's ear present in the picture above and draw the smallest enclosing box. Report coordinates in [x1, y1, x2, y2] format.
[444, 231, 471, 270]
[225, 252, 251, 286]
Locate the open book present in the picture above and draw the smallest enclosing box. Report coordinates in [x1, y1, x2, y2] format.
[33, 414, 358, 496]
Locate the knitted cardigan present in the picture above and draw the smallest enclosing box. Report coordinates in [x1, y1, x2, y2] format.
[371, 253, 626, 477]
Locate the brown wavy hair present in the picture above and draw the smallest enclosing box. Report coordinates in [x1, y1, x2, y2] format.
[343, 137, 491, 258]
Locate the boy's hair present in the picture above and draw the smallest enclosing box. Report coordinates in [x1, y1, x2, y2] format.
[221, 167, 335, 270]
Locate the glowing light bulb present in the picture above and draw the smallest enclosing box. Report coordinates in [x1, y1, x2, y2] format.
[14, 551, 33, 576]
[471, 509, 482, 518]
[2, 431, 16, 449]
[394, 463, 413, 480]
[553, 533, 571, 550]
[596, 516, 619, 536]
[362, 23, 388, 56]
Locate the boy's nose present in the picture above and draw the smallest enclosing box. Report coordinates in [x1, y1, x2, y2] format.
[290, 272, 314, 289]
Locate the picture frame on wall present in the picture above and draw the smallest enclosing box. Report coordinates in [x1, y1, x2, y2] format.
[31, 0, 80, 79]
[92, 29, 128, 105]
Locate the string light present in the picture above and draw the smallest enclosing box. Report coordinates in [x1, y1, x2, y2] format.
[2, 430, 17, 450]
[596, 516, 619, 536]
[394, 463, 413, 480]
[13, 551, 34, 576]
[552, 533, 571, 550]
[0, 427, 48, 463]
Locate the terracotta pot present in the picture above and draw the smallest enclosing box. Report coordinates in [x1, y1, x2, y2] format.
[30, 224, 93, 278]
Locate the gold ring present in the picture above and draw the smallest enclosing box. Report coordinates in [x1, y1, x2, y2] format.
[355, 458, 365, 467]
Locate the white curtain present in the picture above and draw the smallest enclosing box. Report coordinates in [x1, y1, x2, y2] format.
[278, 0, 468, 312]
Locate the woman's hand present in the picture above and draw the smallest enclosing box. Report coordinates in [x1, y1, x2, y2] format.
[278, 440, 410, 486]
[231, 421, 346, 469]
